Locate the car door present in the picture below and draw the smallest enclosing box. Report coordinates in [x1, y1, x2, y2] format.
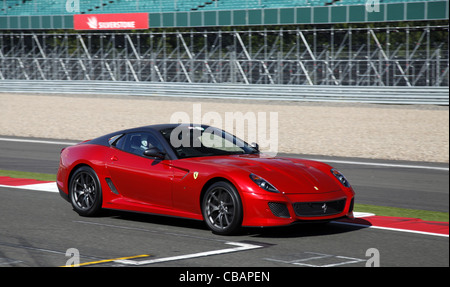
[106, 132, 173, 208]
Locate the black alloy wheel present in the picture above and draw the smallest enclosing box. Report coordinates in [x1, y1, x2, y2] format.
[69, 166, 102, 217]
[202, 181, 243, 235]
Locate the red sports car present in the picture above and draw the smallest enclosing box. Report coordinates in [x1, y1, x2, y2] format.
[57, 124, 355, 235]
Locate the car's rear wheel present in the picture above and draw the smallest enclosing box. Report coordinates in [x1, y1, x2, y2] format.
[69, 166, 102, 217]
[202, 181, 243, 235]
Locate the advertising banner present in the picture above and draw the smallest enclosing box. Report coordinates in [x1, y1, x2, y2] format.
[74, 13, 149, 30]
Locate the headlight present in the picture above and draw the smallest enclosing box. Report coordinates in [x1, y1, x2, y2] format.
[249, 174, 279, 193]
[331, 168, 351, 187]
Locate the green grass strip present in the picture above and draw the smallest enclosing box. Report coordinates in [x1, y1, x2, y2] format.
[355, 204, 449, 223]
[0, 169, 448, 223]
[0, 169, 57, 182]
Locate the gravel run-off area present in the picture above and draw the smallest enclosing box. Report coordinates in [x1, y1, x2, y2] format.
[1, 92, 448, 163]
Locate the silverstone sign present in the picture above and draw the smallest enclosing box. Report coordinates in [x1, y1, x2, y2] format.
[74, 13, 149, 30]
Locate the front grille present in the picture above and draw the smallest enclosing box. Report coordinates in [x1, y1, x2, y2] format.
[293, 199, 346, 217]
[268, 202, 290, 218]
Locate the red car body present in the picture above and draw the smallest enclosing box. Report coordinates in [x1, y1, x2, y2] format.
[57, 124, 354, 234]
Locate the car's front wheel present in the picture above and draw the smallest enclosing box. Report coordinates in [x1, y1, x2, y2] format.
[69, 166, 102, 217]
[202, 181, 243, 235]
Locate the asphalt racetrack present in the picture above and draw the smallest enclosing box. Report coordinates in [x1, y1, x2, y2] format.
[0, 137, 448, 268]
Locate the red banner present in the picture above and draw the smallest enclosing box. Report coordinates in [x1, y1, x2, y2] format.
[74, 13, 149, 30]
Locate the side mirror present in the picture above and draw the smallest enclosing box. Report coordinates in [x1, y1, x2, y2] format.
[251, 142, 260, 151]
[143, 147, 166, 159]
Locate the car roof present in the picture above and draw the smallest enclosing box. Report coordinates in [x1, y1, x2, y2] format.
[86, 123, 211, 147]
[121, 123, 210, 133]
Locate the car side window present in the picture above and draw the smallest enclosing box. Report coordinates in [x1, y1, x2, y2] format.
[116, 132, 164, 157]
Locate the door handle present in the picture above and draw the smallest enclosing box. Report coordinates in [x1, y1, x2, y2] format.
[111, 156, 119, 162]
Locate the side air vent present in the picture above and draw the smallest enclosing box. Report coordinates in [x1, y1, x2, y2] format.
[105, 178, 119, 195]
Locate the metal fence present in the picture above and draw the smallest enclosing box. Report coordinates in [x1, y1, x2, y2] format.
[1, 80, 448, 105]
[1, 25, 448, 87]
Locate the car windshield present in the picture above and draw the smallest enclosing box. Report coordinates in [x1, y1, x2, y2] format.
[160, 125, 258, 159]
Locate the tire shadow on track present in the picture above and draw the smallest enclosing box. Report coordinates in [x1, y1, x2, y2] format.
[95, 209, 210, 231]
[80, 209, 369, 238]
[244, 221, 369, 238]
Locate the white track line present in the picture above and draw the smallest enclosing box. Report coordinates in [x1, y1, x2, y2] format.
[304, 158, 449, 172]
[0, 182, 59, 193]
[0, 137, 78, 146]
[332, 221, 449, 238]
[1, 183, 448, 237]
[1, 136, 447, 171]
[0, 182, 449, 240]
[115, 241, 262, 266]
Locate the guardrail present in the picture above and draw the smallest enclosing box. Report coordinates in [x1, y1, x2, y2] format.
[0, 80, 448, 105]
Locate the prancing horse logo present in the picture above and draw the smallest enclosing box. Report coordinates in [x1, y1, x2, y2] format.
[321, 203, 327, 213]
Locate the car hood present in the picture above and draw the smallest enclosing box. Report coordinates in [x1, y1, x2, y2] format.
[187, 155, 342, 194]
